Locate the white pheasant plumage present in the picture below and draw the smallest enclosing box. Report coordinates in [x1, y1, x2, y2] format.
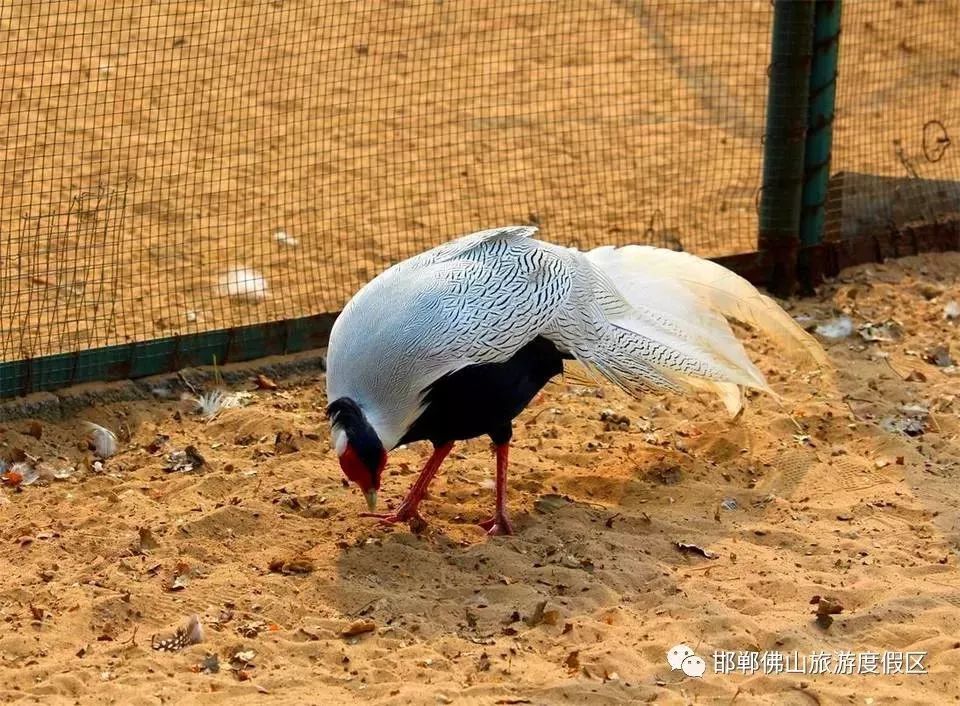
[325, 225, 826, 534]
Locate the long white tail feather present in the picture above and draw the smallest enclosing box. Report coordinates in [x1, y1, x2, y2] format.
[588, 245, 827, 367]
[604, 310, 769, 391]
[586, 260, 770, 392]
[562, 359, 606, 388]
[582, 244, 826, 416]
[683, 378, 746, 417]
[613, 300, 767, 386]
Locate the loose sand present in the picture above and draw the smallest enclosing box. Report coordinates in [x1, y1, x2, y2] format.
[1, 252, 959, 704]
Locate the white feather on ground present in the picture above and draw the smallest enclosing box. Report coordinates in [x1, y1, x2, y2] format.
[274, 230, 298, 247]
[184, 389, 252, 421]
[84, 422, 118, 459]
[218, 267, 268, 301]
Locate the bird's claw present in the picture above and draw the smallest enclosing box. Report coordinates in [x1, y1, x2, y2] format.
[478, 514, 514, 536]
[358, 507, 423, 527]
[358, 512, 403, 523]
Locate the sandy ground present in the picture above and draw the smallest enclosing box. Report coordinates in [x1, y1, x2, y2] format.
[2, 1, 959, 360]
[0, 253, 959, 704]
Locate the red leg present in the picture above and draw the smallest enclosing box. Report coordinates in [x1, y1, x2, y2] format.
[360, 441, 454, 526]
[478, 443, 514, 536]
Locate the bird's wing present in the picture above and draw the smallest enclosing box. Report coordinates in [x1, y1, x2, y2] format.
[409, 225, 539, 267]
[408, 227, 572, 370]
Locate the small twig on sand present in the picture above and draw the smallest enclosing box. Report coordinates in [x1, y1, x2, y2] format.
[883, 357, 906, 381]
[177, 372, 200, 396]
[786, 414, 805, 435]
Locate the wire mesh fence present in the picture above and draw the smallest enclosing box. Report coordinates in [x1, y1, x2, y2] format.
[1, 0, 772, 364]
[827, 0, 960, 240]
[1, 1, 958, 381]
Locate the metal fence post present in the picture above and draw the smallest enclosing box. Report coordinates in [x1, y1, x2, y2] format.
[759, 0, 815, 297]
[799, 0, 842, 284]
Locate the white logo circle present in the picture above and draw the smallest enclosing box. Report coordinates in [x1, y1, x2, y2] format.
[667, 644, 695, 670]
[681, 654, 706, 678]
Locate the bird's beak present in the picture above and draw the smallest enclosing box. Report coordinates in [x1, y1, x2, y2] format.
[364, 489, 378, 511]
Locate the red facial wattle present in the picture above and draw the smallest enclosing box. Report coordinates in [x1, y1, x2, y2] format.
[339, 443, 386, 491]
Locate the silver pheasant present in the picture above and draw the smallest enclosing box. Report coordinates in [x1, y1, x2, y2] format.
[325, 226, 826, 534]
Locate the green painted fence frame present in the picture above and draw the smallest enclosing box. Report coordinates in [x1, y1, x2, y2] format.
[0, 313, 336, 399]
[759, 0, 843, 296]
[758, 0, 816, 297]
[801, 0, 842, 248]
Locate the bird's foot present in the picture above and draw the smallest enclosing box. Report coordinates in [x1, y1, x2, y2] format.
[359, 506, 423, 527]
[478, 513, 514, 536]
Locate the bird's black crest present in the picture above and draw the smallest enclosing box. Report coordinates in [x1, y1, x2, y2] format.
[327, 396, 366, 430]
[327, 397, 385, 478]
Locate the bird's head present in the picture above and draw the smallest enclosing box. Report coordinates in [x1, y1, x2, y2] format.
[327, 397, 387, 511]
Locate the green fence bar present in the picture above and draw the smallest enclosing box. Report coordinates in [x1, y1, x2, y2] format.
[758, 0, 816, 297]
[800, 0, 842, 248]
